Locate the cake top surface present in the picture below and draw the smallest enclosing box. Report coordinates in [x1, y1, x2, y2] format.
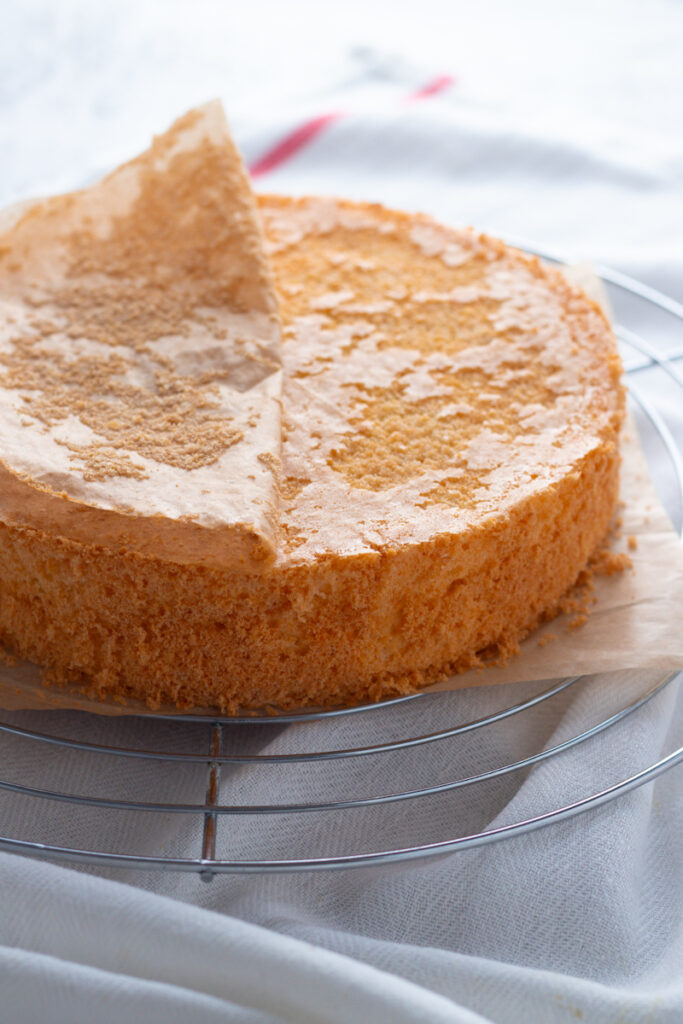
[0, 102, 282, 567]
[262, 195, 624, 564]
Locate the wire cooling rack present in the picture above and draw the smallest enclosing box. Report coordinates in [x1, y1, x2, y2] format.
[0, 250, 681, 877]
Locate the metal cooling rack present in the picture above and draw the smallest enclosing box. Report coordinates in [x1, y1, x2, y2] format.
[0, 252, 681, 877]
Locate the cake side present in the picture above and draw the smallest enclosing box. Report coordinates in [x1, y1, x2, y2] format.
[0, 439, 618, 711]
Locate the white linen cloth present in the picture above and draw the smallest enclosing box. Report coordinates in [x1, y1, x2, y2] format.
[1, 2, 683, 1021]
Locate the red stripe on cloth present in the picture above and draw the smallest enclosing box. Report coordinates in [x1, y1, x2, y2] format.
[406, 73, 456, 102]
[249, 111, 343, 177]
[248, 73, 456, 178]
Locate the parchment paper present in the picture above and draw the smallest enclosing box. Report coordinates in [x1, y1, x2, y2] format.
[0, 102, 283, 570]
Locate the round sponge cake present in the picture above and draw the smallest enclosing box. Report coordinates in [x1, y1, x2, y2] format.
[0, 196, 624, 712]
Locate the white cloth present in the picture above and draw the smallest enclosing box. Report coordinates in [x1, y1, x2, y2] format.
[1, 2, 683, 1022]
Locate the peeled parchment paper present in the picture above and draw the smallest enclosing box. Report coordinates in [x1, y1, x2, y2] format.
[1, 271, 682, 715]
[0, 102, 283, 570]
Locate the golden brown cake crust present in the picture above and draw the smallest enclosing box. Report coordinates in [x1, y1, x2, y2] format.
[0, 196, 624, 712]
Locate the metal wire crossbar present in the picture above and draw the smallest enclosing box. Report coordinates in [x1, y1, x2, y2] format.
[0, 253, 681, 876]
